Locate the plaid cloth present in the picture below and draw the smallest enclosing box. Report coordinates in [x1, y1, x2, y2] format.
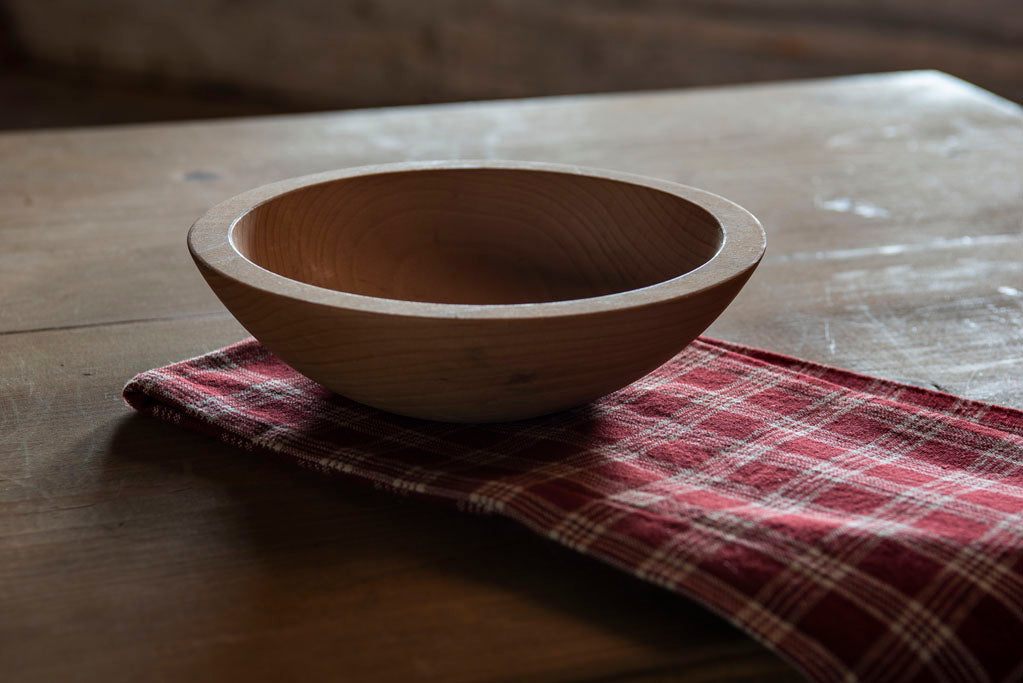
[123, 337, 1023, 682]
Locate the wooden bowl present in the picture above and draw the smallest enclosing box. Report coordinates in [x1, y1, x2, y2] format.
[188, 161, 765, 422]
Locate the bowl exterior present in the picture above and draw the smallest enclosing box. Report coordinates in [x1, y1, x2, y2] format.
[193, 259, 757, 422]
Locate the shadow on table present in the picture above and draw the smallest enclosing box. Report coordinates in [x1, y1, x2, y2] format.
[94, 413, 797, 681]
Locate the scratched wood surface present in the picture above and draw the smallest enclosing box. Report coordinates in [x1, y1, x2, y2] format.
[1, 71, 1021, 682]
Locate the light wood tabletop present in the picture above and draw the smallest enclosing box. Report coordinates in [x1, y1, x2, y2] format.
[2, 71, 1021, 682]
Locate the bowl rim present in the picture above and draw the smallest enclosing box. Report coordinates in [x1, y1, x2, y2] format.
[188, 160, 766, 320]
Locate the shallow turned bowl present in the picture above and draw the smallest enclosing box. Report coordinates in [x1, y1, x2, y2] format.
[188, 161, 765, 422]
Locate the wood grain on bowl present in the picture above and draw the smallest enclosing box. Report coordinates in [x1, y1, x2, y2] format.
[188, 161, 766, 422]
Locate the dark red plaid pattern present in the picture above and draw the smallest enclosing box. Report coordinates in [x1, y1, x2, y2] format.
[123, 337, 1023, 682]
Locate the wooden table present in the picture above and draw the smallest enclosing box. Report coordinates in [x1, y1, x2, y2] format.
[2, 71, 1021, 682]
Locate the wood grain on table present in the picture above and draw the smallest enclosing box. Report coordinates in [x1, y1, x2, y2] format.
[1, 71, 1021, 682]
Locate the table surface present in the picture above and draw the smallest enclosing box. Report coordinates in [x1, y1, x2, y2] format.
[2, 71, 1021, 682]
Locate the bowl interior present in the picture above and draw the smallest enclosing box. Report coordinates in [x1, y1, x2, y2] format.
[231, 168, 723, 305]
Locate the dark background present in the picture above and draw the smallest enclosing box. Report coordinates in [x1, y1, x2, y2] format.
[2, 0, 1021, 130]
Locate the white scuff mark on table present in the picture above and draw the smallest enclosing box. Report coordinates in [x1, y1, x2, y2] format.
[998, 286, 1021, 297]
[847, 302, 932, 381]
[823, 319, 836, 355]
[851, 203, 891, 218]
[984, 302, 1019, 325]
[816, 196, 891, 218]
[958, 357, 1023, 373]
[963, 367, 984, 396]
[775, 234, 1020, 264]
[817, 197, 852, 212]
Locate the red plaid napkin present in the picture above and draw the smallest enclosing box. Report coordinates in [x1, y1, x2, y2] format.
[123, 337, 1023, 682]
